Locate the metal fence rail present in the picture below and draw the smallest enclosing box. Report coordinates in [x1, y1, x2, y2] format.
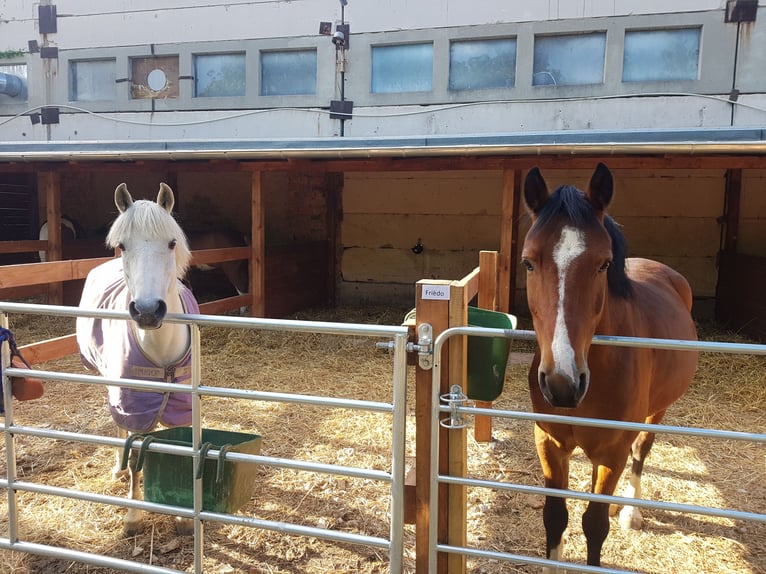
[428, 325, 766, 574]
[0, 302, 409, 574]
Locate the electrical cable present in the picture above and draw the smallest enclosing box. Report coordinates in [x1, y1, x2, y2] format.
[1, 92, 765, 130]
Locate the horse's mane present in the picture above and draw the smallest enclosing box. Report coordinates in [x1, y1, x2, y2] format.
[535, 185, 633, 299]
[106, 200, 191, 277]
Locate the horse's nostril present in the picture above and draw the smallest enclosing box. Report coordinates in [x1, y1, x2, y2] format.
[156, 300, 167, 318]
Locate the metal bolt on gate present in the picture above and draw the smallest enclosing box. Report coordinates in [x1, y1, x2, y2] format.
[439, 384, 470, 429]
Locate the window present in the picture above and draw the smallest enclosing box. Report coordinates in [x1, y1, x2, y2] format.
[0, 64, 27, 101]
[371, 43, 433, 93]
[194, 53, 246, 97]
[533, 32, 606, 86]
[131, 56, 179, 99]
[449, 38, 516, 91]
[70, 59, 115, 101]
[260, 50, 317, 96]
[623, 28, 701, 82]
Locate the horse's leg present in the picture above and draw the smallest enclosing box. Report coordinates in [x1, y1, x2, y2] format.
[124, 444, 144, 536]
[582, 453, 627, 567]
[535, 425, 572, 574]
[112, 427, 129, 480]
[617, 409, 666, 530]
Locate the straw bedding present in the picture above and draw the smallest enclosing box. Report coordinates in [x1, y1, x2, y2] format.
[1, 305, 764, 574]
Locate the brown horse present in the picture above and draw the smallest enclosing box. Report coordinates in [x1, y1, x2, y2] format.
[521, 163, 698, 570]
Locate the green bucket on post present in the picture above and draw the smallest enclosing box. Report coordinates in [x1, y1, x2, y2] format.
[466, 307, 517, 402]
[131, 427, 262, 513]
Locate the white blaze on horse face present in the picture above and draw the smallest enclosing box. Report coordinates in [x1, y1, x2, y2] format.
[122, 240, 178, 310]
[551, 226, 586, 383]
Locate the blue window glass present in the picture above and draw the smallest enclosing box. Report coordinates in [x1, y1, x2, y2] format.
[194, 53, 246, 97]
[70, 60, 115, 101]
[533, 33, 606, 86]
[371, 43, 433, 93]
[260, 50, 317, 96]
[449, 38, 516, 91]
[623, 28, 701, 82]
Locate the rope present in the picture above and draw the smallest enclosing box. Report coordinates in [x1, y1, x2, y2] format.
[0, 327, 33, 414]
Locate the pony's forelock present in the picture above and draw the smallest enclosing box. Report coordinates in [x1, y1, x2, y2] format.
[533, 185, 632, 298]
[106, 199, 191, 277]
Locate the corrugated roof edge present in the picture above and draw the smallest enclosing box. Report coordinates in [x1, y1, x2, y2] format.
[1, 127, 766, 162]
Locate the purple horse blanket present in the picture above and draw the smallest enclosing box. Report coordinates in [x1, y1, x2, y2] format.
[76, 258, 198, 433]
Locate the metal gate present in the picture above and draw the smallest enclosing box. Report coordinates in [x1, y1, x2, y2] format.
[0, 301, 410, 573]
[428, 325, 766, 574]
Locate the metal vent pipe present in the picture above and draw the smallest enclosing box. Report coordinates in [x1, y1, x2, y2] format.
[0, 72, 24, 97]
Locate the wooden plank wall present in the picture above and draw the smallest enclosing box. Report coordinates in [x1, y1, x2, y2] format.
[341, 171, 504, 304]
[740, 169, 766, 256]
[341, 168, 726, 316]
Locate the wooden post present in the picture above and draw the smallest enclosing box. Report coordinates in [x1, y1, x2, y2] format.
[447, 280, 469, 574]
[414, 280, 451, 574]
[474, 251, 499, 443]
[40, 171, 63, 305]
[325, 172, 343, 307]
[499, 169, 521, 313]
[250, 171, 266, 317]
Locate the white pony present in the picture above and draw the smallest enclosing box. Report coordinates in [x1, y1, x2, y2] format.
[76, 183, 197, 536]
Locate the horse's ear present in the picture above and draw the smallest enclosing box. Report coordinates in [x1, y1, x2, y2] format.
[523, 167, 549, 215]
[114, 183, 133, 213]
[157, 183, 175, 213]
[586, 162, 614, 213]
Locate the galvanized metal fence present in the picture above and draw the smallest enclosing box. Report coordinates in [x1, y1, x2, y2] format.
[0, 301, 410, 574]
[428, 325, 766, 574]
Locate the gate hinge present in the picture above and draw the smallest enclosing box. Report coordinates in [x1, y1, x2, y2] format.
[374, 322, 434, 370]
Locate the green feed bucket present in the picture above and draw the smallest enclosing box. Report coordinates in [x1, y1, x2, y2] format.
[467, 307, 517, 402]
[129, 427, 262, 513]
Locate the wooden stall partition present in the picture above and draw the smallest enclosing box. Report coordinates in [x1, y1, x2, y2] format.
[250, 171, 266, 317]
[474, 250, 499, 443]
[40, 171, 63, 305]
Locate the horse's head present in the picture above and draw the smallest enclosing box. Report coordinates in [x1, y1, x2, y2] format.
[522, 163, 631, 408]
[106, 183, 191, 330]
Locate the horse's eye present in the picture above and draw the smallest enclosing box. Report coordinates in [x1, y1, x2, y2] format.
[117, 243, 125, 251]
[599, 260, 611, 273]
[522, 258, 534, 272]
[169, 239, 177, 250]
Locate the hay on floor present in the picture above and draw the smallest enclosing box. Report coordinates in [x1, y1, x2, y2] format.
[1, 307, 764, 573]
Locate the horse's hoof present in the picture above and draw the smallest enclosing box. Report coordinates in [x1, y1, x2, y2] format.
[619, 506, 643, 530]
[123, 523, 143, 537]
[112, 466, 129, 481]
[174, 517, 194, 536]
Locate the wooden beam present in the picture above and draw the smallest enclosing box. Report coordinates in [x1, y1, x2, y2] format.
[18, 334, 78, 364]
[190, 246, 250, 266]
[0, 240, 47, 255]
[414, 280, 451, 574]
[250, 171, 266, 317]
[40, 171, 63, 305]
[722, 168, 742, 253]
[198, 294, 251, 315]
[325, 172, 343, 307]
[447, 281, 468, 574]
[474, 251, 499, 443]
[0, 258, 110, 289]
[4, 152, 766, 177]
[499, 170, 518, 313]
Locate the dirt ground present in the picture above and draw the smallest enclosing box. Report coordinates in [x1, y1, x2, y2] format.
[1, 303, 764, 574]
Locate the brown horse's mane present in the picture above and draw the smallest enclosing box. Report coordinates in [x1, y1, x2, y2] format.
[534, 185, 633, 299]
